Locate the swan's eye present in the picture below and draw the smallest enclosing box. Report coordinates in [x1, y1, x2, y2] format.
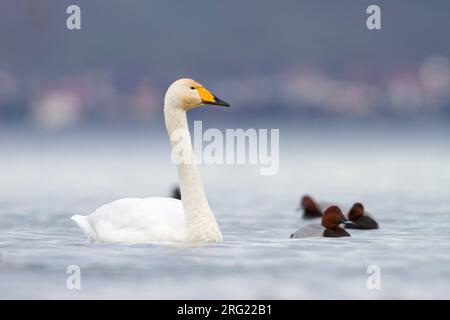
[190, 86, 195, 90]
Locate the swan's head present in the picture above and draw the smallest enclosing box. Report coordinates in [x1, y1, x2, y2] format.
[321, 206, 350, 229]
[348, 202, 365, 221]
[165, 78, 230, 110]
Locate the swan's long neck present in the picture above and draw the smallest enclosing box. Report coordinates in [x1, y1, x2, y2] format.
[164, 101, 222, 242]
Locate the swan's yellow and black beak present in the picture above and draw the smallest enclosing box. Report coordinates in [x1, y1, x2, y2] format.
[197, 87, 230, 107]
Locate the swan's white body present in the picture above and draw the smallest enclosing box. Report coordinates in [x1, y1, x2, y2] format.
[72, 79, 227, 243]
[72, 198, 186, 243]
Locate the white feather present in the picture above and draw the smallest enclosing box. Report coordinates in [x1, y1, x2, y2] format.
[72, 198, 187, 243]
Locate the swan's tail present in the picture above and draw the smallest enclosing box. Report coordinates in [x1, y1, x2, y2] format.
[71, 215, 97, 242]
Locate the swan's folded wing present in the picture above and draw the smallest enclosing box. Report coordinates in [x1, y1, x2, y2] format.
[85, 197, 187, 243]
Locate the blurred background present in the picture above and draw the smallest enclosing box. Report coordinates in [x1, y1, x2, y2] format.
[0, 0, 449, 129]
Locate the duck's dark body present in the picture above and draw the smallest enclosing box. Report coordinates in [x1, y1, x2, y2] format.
[171, 187, 181, 200]
[345, 215, 379, 230]
[323, 227, 351, 237]
[303, 207, 323, 219]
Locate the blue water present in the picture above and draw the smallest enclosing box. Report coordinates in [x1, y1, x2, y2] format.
[1, 121, 449, 299]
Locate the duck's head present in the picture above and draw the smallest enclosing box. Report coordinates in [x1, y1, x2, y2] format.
[348, 203, 365, 221]
[321, 206, 350, 229]
[165, 78, 230, 110]
[302, 195, 318, 210]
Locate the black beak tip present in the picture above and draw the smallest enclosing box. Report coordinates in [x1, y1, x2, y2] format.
[213, 96, 230, 107]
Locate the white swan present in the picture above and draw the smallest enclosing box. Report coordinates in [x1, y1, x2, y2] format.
[72, 78, 230, 243]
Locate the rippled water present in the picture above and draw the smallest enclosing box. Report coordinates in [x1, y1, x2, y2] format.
[1, 121, 449, 299]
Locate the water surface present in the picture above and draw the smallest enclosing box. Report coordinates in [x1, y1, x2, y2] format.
[1, 121, 449, 299]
